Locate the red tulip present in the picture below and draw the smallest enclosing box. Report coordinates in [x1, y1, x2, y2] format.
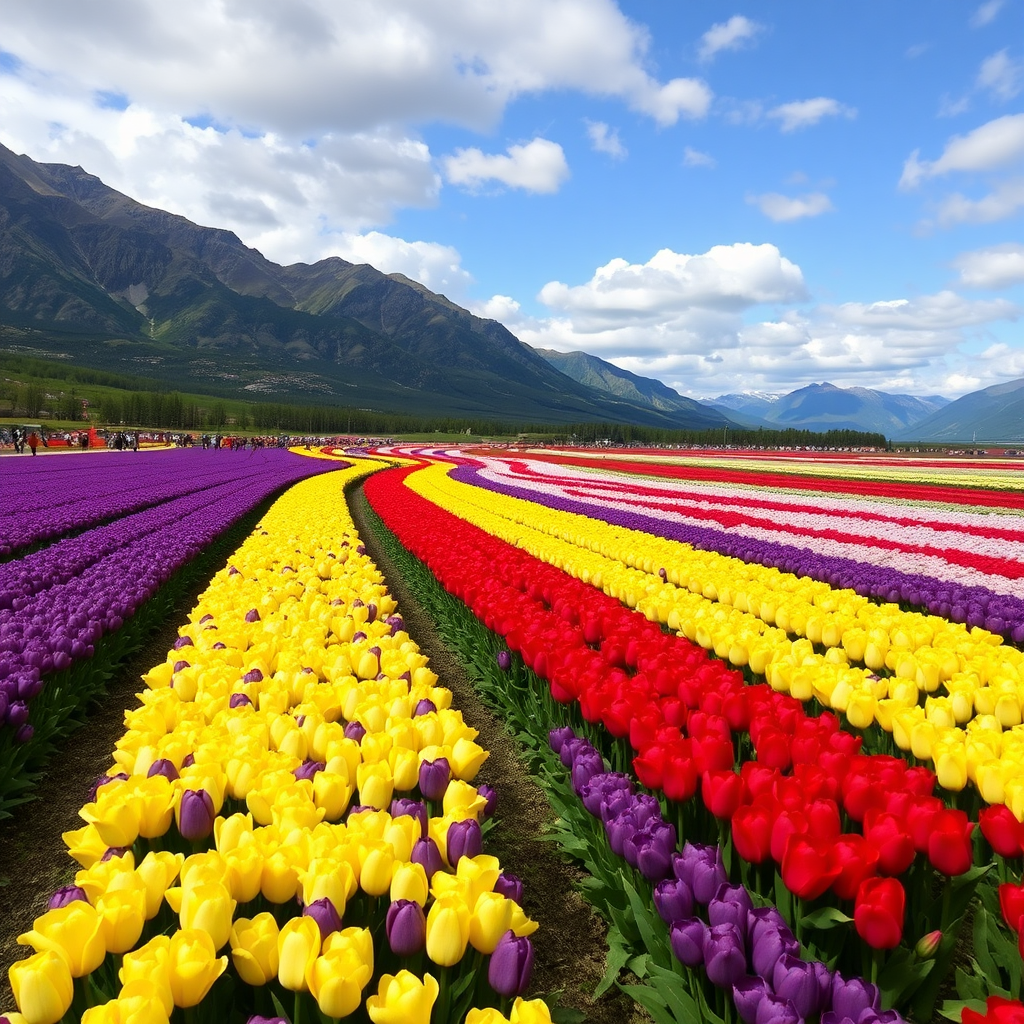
[831, 835, 880, 901]
[863, 810, 915, 876]
[981, 806, 1024, 859]
[927, 808, 974, 877]
[854, 877, 905, 950]
[1000, 883, 1024, 933]
[703, 771, 744, 820]
[731, 803, 773, 864]
[781, 834, 841, 900]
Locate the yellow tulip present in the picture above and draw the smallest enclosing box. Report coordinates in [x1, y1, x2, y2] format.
[214, 812, 256, 853]
[933, 737, 968, 792]
[9, 950, 74, 1024]
[360, 841, 396, 897]
[95, 888, 147, 954]
[466, 1010, 511, 1024]
[308, 929, 373, 1018]
[167, 929, 228, 1008]
[389, 748, 421, 792]
[78, 791, 141, 849]
[468, 892, 518, 954]
[17, 901, 106, 977]
[425, 893, 471, 967]
[136, 852, 184, 920]
[390, 861, 429, 906]
[277, 916, 321, 992]
[92, 980, 171, 1024]
[510, 996, 555, 1023]
[230, 913, 280, 986]
[450, 737, 489, 781]
[119, 937, 173, 1015]
[845, 692, 875, 731]
[357, 762, 394, 811]
[365, 971, 439, 1024]
[164, 882, 236, 951]
[443, 780, 488, 821]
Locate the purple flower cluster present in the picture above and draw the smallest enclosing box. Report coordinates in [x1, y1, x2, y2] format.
[452, 461, 1024, 642]
[0, 449, 332, 732]
[550, 727, 905, 1024]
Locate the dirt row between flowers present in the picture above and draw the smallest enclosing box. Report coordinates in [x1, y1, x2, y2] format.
[0, 479, 647, 1024]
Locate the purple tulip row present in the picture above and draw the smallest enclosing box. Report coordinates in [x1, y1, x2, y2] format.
[0, 449, 285, 557]
[0, 450, 332, 735]
[549, 726, 904, 1024]
[449, 460, 1024, 643]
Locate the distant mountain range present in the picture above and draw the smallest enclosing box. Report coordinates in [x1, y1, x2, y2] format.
[0, 141, 1019, 441]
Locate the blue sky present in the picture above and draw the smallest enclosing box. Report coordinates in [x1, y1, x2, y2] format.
[0, 1, 1021, 399]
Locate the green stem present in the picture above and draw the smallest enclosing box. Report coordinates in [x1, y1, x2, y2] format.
[293, 989, 302, 1024]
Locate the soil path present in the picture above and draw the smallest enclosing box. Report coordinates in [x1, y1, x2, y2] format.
[0, 478, 646, 1023]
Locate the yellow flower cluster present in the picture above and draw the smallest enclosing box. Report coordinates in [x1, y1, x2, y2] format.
[407, 462, 1024, 812]
[7, 462, 546, 1024]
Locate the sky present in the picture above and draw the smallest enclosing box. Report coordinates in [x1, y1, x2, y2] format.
[0, 1, 1022, 401]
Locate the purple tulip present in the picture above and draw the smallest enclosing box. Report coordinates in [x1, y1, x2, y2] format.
[831, 974, 882, 1021]
[496, 649, 512, 671]
[488, 931, 534, 997]
[548, 726, 575, 756]
[173, 660, 190, 673]
[229, 693, 253, 709]
[173, 636, 194, 650]
[87, 771, 129, 802]
[703, 922, 747, 989]
[773, 955, 831, 1020]
[244, 608, 260, 622]
[708, 883, 754, 936]
[178, 788, 215, 841]
[477, 784, 497, 818]
[294, 760, 325, 782]
[755, 994, 802, 1024]
[246, 1017, 289, 1024]
[390, 798, 428, 837]
[147, 759, 180, 781]
[6, 701, 28, 728]
[446, 818, 482, 865]
[418, 757, 451, 801]
[413, 698, 436, 716]
[654, 877, 694, 924]
[733, 977, 772, 1024]
[669, 917, 706, 968]
[674, 843, 727, 904]
[385, 615, 404, 636]
[47, 885, 89, 910]
[14, 723, 34, 743]
[494, 872, 524, 905]
[102, 846, 130, 862]
[750, 912, 800, 980]
[243, 668, 264, 683]
[303, 897, 342, 942]
[386, 899, 426, 956]
[411, 837, 444, 880]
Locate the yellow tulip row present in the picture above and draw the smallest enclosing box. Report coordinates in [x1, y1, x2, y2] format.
[6, 462, 550, 1024]
[405, 462, 1024, 815]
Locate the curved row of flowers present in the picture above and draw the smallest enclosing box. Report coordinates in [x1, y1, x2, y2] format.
[3, 461, 552, 1024]
[386, 456, 1024, 818]
[438, 450, 1024, 625]
[362, 461, 1016, 1022]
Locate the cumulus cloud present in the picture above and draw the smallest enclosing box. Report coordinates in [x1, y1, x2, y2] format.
[329, 231, 473, 295]
[767, 97, 857, 132]
[900, 113, 1024, 188]
[698, 15, 764, 63]
[748, 191, 833, 222]
[442, 137, 570, 193]
[953, 243, 1024, 289]
[683, 146, 716, 168]
[933, 177, 1024, 226]
[585, 119, 626, 159]
[537, 243, 808, 333]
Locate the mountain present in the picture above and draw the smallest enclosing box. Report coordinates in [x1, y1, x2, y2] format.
[713, 383, 949, 435]
[894, 377, 1024, 442]
[0, 142, 717, 428]
[534, 348, 732, 428]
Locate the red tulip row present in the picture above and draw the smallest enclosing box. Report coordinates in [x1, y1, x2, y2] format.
[363, 465, 1006, 953]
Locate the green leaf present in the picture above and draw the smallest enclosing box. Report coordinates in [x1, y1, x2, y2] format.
[800, 907, 854, 930]
[940, 998, 988, 1022]
[618, 983, 681, 1024]
[647, 963, 706, 1024]
[594, 925, 633, 998]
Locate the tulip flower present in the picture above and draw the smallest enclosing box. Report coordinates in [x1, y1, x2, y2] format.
[176, 788, 215, 842]
[447, 818, 483, 866]
[980, 805, 1024, 859]
[230, 914, 280, 986]
[669, 917, 706, 968]
[386, 899, 427, 957]
[508, 998, 554, 1023]
[425, 893, 471, 966]
[277, 916, 321, 992]
[488, 931, 534, 998]
[8, 950, 74, 1024]
[46, 886, 88, 911]
[854, 877, 905, 950]
[365, 971, 439, 1024]
[307, 940, 373, 1019]
[418, 757, 451, 801]
[164, 882, 236, 951]
[303, 897, 342, 943]
[703, 922, 747, 989]
[17, 901, 106, 977]
[167, 929, 228, 1009]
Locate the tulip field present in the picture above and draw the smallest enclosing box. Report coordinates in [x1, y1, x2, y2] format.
[1, 442, 1023, 1024]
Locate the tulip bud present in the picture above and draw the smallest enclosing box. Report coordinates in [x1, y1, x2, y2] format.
[386, 899, 426, 957]
[488, 931, 534, 998]
[496, 650, 512, 672]
[177, 789, 215, 842]
[915, 930, 942, 959]
[418, 758, 450, 802]
[411, 837, 444, 881]
[9, 950, 74, 1024]
[303, 897, 342, 943]
[447, 818, 483, 866]
[46, 886, 89, 911]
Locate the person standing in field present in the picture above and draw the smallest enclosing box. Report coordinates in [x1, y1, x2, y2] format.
[27, 431, 39, 455]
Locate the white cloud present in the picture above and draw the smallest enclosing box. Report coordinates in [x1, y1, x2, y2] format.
[536, 243, 808, 338]
[900, 113, 1024, 188]
[683, 146, 716, 168]
[470, 294, 523, 323]
[953, 244, 1024, 289]
[977, 49, 1023, 101]
[698, 16, 764, 63]
[971, 0, 1005, 26]
[632, 77, 713, 126]
[748, 191, 833, 222]
[826, 291, 1016, 331]
[329, 231, 473, 295]
[934, 177, 1024, 226]
[585, 119, 626, 159]
[767, 97, 856, 132]
[442, 137, 570, 193]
